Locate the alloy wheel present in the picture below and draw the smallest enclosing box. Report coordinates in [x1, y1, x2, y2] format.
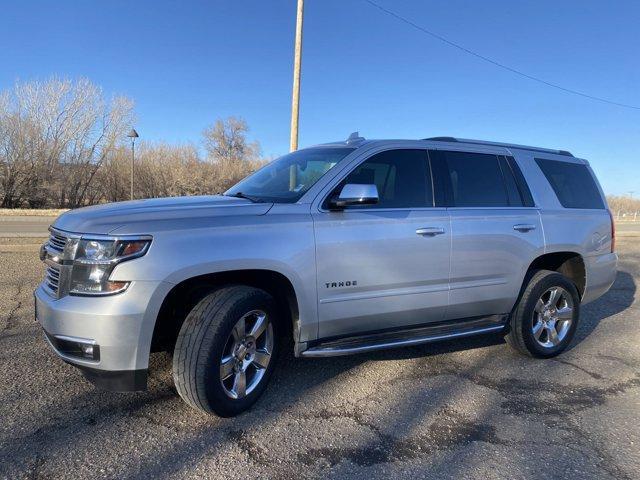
[532, 287, 574, 348]
[219, 310, 274, 399]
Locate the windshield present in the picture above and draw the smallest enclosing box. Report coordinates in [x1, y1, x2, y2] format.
[225, 147, 354, 203]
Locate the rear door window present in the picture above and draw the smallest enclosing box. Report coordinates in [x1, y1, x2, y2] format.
[430, 150, 510, 207]
[535, 158, 605, 209]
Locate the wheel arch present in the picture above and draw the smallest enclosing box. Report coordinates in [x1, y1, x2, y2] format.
[524, 251, 586, 299]
[149, 269, 300, 356]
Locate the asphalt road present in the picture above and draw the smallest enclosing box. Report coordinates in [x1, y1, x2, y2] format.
[0, 238, 638, 479]
[0, 216, 54, 237]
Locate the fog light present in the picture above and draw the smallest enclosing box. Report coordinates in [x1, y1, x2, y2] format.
[45, 332, 101, 361]
[81, 344, 94, 358]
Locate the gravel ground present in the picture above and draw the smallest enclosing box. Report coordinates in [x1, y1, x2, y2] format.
[0, 238, 638, 479]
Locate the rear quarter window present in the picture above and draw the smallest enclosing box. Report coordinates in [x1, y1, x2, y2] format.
[535, 158, 605, 209]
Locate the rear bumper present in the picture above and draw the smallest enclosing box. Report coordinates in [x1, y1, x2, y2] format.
[583, 252, 618, 304]
[35, 280, 173, 389]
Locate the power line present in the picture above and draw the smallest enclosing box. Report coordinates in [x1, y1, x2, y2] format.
[363, 0, 640, 111]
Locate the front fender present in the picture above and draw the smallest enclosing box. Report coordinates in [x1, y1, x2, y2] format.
[110, 212, 319, 343]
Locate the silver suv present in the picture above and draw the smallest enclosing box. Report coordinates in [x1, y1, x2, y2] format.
[36, 134, 617, 416]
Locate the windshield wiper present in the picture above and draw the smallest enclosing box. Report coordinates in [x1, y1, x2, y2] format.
[225, 192, 263, 203]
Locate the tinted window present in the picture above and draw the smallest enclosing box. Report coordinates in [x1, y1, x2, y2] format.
[499, 156, 523, 206]
[535, 158, 604, 209]
[334, 149, 432, 208]
[435, 151, 509, 207]
[506, 156, 535, 207]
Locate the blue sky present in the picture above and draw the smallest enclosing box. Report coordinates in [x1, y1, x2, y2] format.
[1, 0, 638, 194]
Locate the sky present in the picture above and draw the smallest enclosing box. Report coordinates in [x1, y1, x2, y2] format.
[0, 0, 638, 195]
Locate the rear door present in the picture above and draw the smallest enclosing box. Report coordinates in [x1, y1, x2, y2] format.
[312, 148, 451, 339]
[430, 149, 545, 319]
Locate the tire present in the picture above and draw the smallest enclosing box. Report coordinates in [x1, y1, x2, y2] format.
[506, 270, 580, 358]
[172, 286, 280, 417]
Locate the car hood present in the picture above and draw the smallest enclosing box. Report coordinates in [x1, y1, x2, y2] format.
[52, 195, 273, 235]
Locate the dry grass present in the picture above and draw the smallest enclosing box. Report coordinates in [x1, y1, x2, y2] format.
[0, 208, 68, 217]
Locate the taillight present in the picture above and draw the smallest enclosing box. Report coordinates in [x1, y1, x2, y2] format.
[608, 209, 616, 253]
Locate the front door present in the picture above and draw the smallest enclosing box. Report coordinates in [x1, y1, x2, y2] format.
[312, 149, 451, 340]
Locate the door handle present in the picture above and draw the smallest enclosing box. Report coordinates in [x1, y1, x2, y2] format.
[513, 224, 536, 232]
[416, 227, 445, 236]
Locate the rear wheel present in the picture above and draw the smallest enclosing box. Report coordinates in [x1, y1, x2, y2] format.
[172, 286, 279, 416]
[506, 270, 580, 358]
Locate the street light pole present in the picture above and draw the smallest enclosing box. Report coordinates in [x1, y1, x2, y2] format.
[127, 128, 139, 200]
[289, 0, 304, 152]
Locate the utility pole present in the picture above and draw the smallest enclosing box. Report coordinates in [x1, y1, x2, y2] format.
[127, 128, 139, 200]
[289, 0, 304, 152]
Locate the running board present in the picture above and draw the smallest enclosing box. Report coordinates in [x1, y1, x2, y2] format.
[300, 315, 507, 357]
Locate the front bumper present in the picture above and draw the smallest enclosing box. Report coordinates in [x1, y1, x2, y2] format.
[35, 280, 173, 391]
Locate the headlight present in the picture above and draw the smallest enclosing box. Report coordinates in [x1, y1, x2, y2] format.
[70, 237, 151, 295]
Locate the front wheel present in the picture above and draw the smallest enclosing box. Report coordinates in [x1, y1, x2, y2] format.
[506, 270, 580, 358]
[172, 286, 279, 416]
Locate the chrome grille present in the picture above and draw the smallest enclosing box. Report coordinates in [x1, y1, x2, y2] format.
[48, 231, 67, 252]
[43, 229, 70, 297]
[45, 265, 61, 294]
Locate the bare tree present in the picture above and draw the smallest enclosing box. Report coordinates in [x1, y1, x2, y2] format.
[0, 89, 42, 207]
[98, 142, 220, 201]
[0, 81, 267, 207]
[607, 195, 640, 219]
[203, 116, 260, 164]
[201, 116, 264, 191]
[0, 78, 133, 208]
[95, 146, 130, 203]
[133, 142, 202, 198]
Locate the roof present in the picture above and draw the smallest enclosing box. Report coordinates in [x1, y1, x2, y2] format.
[310, 133, 575, 158]
[424, 137, 573, 157]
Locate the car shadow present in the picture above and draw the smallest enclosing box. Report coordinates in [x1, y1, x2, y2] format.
[569, 270, 636, 348]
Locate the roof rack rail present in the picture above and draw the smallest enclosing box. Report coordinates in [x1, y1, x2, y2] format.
[423, 136, 573, 157]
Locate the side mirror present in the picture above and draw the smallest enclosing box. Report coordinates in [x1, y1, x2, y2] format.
[329, 183, 379, 210]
